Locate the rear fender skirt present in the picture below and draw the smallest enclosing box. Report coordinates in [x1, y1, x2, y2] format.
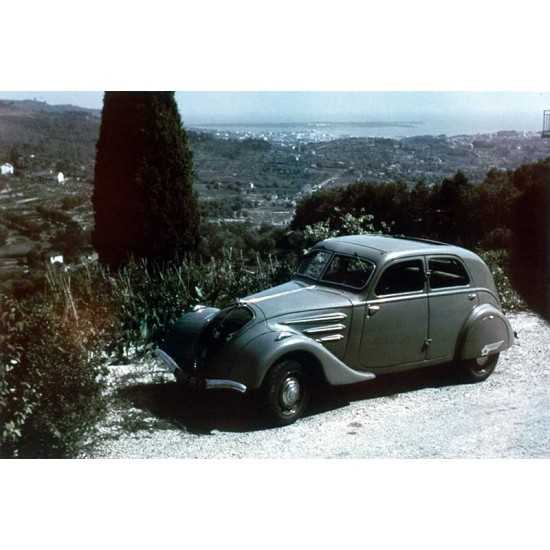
[232, 331, 376, 389]
[457, 303, 515, 361]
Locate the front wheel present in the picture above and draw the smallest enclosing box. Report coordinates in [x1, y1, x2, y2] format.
[459, 352, 499, 382]
[263, 359, 310, 426]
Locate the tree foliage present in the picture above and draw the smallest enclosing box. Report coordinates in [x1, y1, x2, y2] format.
[293, 162, 547, 247]
[508, 159, 550, 316]
[92, 92, 199, 268]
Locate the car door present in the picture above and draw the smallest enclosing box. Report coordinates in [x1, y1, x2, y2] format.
[359, 257, 428, 369]
[426, 255, 477, 361]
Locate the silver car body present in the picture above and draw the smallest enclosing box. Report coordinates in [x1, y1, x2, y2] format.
[157, 235, 515, 392]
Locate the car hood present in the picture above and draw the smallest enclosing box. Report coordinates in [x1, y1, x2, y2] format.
[242, 280, 353, 320]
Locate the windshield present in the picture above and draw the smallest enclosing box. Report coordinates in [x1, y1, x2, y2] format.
[297, 250, 374, 290]
[297, 250, 331, 280]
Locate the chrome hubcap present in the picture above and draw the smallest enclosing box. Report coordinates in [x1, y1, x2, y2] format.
[280, 376, 301, 410]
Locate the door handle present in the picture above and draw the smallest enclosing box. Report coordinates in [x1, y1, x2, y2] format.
[468, 293, 477, 301]
[367, 305, 380, 317]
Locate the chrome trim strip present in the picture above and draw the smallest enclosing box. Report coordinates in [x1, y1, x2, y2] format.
[427, 286, 500, 303]
[244, 285, 316, 304]
[315, 334, 344, 343]
[428, 286, 485, 297]
[358, 286, 499, 306]
[205, 379, 247, 393]
[282, 312, 347, 324]
[156, 350, 247, 393]
[365, 292, 427, 305]
[480, 340, 504, 357]
[155, 349, 180, 373]
[276, 331, 294, 341]
[303, 323, 346, 334]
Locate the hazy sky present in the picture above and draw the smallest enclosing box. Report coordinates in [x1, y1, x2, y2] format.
[0, 91, 549, 129]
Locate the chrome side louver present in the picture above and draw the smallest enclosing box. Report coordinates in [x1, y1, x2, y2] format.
[303, 324, 346, 335]
[281, 312, 347, 344]
[281, 312, 347, 325]
[315, 334, 344, 343]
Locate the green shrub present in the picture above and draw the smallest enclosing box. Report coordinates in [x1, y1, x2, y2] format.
[0, 292, 108, 458]
[2, 212, 43, 240]
[303, 211, 391, 247]
[35, 205, 74, 226]
[477, 249, 525, 312]
[61, 195, 87, 210]
[0, 224, 8, 246]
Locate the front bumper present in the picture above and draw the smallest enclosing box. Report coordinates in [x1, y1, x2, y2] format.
[155, 349, 247, 394]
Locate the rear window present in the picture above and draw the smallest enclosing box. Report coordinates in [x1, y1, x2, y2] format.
[429, 257, 470, 289]
[322, 254, 375, 289]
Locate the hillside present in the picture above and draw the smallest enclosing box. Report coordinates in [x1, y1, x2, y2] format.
[0, 100, 101, 181]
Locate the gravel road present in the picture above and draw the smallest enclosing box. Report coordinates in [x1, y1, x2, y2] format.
[82, 311, 550, 458]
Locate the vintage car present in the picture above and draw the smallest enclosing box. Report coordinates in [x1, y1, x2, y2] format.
[156, 235, 515, 425]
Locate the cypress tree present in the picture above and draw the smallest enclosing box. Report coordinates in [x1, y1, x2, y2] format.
[92, 91, 200, 268]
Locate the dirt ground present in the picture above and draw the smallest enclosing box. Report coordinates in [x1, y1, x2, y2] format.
[81, 311, 550, 458]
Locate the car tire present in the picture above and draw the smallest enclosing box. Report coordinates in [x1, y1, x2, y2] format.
[263, 359, 310, 426]
[459, 352, 499, 382]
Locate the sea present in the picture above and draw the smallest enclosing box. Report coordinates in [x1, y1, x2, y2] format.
[189, 116, 543, 144]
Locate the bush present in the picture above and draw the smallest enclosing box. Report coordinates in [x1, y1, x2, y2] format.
[0, 290, 108, 458]
[61, 195, 87, 210]
[2, 212, 43, 240]
[303, 211, 391, 247]
[479, 227, 512, 250]
[0, 224, 8, 246]
[50, 220, 89, 261]
[477, 249, 525, 312]
[35, 205, 74, 226]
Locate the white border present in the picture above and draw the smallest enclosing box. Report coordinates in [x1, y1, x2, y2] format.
[1, 460, 549, 550]
[1, 1, 549, 90]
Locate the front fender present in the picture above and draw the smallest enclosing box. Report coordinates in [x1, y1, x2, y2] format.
[230, 331, 375, 390]
[457, 304, 515, 361]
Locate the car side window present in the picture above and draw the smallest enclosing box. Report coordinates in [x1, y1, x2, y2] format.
[428, 257, 470, 289]
[322, 254, 375, 289]
[375, 259, 425, 296]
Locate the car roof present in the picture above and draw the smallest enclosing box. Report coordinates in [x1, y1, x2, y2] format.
[313, 235, 474, 264]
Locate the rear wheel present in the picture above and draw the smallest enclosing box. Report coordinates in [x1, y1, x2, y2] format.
[459, 352, 499, 382]
[264, 359, 310, 426]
